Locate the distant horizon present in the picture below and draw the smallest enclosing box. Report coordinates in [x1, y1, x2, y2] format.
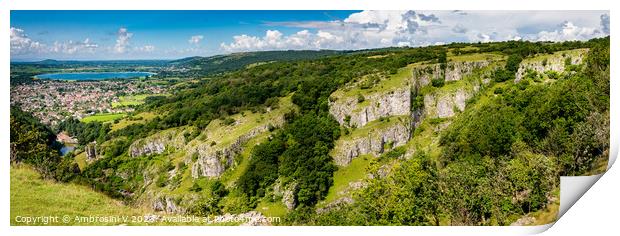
[10, 35, 610, 63]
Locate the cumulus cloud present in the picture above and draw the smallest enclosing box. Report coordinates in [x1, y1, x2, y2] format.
[221, 29, 351, 52]
[51, 38, 98, 54]
[534, 21, 604, 41]
[114, 27, 133, 53]
[10, 27, 45, 55]
[188, 35, 204, 45]
[222, 10, 447, 52]
[220, 10, 609, 53]
[11, 27, 99, 56]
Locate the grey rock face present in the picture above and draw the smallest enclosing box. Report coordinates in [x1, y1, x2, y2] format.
[315, 197, 354, 214]
[332, 117, 411, 166]
[130, 139, 166, 157]
[423, 88, 470, 119]
[282, 182, 298, 210]
[329, 88, 411, 128]
[445, 60, 491, 82]
[129, 129, 185, 158]
[515, 49, 588, 82]
[85, 142, 98, 160]
[152, 196, 184, 214]
[190, 123, 276, 178]
[412, 63, 443, 88]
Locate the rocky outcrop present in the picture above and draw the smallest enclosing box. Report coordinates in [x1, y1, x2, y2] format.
[85, 142, 98, 160]
[152, 196, 184, 214]
[190, 124, 274, 178]
[422, 88, 470, 119]
[129, 129, 186, 157]
[411, 63, 442, 88]
[445, 60, 491, 82]
[515, 49, 588, 82]
[282, 183, 298, 210]
[316, 197, 354, 214]
[332, 117, 411, 166]
[411, 60, 493, 88]
[329, 88, 410, 128]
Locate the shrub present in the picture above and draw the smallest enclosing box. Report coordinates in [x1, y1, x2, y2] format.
[431, 78, 445, 87]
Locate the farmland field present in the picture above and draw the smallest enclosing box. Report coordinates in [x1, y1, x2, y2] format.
[81, 113, 126, 123]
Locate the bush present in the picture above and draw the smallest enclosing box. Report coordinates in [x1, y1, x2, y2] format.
[431, 78, 445, 87]
[357, 94, 365, 103]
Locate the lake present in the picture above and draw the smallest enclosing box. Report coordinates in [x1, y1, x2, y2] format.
[35, 71, 155, 81]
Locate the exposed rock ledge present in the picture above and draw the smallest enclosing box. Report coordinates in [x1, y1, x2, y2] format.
[190, 124, 274, 178]
[129, 129, 186, 157]
[329, 87, 410, 128]
[515, 49, 588, 82]
[332, 116, 411, 166]
[422, 88, 471, 119]
[412, 60, 493, 88]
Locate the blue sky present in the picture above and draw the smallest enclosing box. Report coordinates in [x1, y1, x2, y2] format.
[10, 10, 609, 61]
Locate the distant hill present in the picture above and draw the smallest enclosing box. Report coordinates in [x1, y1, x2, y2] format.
[168, 50, 346, 75]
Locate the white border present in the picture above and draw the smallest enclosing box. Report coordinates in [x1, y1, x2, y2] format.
[2, 1, 616, 236]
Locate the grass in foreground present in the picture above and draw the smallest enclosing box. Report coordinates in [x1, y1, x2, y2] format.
[10, 165, 147, 225]
[255, 200, 288, 218]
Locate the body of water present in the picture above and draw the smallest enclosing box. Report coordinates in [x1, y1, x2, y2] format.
[36, 71, 155, 81]
[60, 144, 76, 156]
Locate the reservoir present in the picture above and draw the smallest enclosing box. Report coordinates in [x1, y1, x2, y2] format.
[36, 71, 155, 81]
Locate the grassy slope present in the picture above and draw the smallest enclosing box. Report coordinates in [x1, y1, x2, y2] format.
[111, 112, 157, 131]
[320, 155, 375, 206]
[10, 165, 148, 226]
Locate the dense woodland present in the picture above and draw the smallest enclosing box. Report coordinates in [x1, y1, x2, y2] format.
[10, 37, 610, 225]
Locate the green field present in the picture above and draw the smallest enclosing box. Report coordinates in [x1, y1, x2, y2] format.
[10, 165, 149, 226]
[111, 94, 151, 108]
[255, 200, 288, 218]
[81, 113, 126, 123]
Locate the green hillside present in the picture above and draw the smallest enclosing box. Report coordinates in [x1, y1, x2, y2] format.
[10, 37, 610, 226]
[10, 165, 148, 226]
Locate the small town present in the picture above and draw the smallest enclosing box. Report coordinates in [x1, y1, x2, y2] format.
[10, 79, 168, 125]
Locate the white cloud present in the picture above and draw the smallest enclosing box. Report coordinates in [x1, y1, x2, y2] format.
[51, 38, 98, 54]
[535, 21, 603, 41]
[220, 10, 609, 53]
[188, 35, 204, 45]
[221, 29, 352, 52]
[136, 45, 155, 53]
[114, 27, 133, 53]
[10, 27, 45, 55]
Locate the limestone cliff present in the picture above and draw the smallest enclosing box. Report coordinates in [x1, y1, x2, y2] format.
[329, 88, 411, 128]
[128, 128, 186, 157]
[190, 123, 276, 178]
[445, 60, 492, 82]
[331, 116, 411, 166]
[515, 49, 588, 82]
[421, 88, 472, 119]
[128, 95, 294, 179]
